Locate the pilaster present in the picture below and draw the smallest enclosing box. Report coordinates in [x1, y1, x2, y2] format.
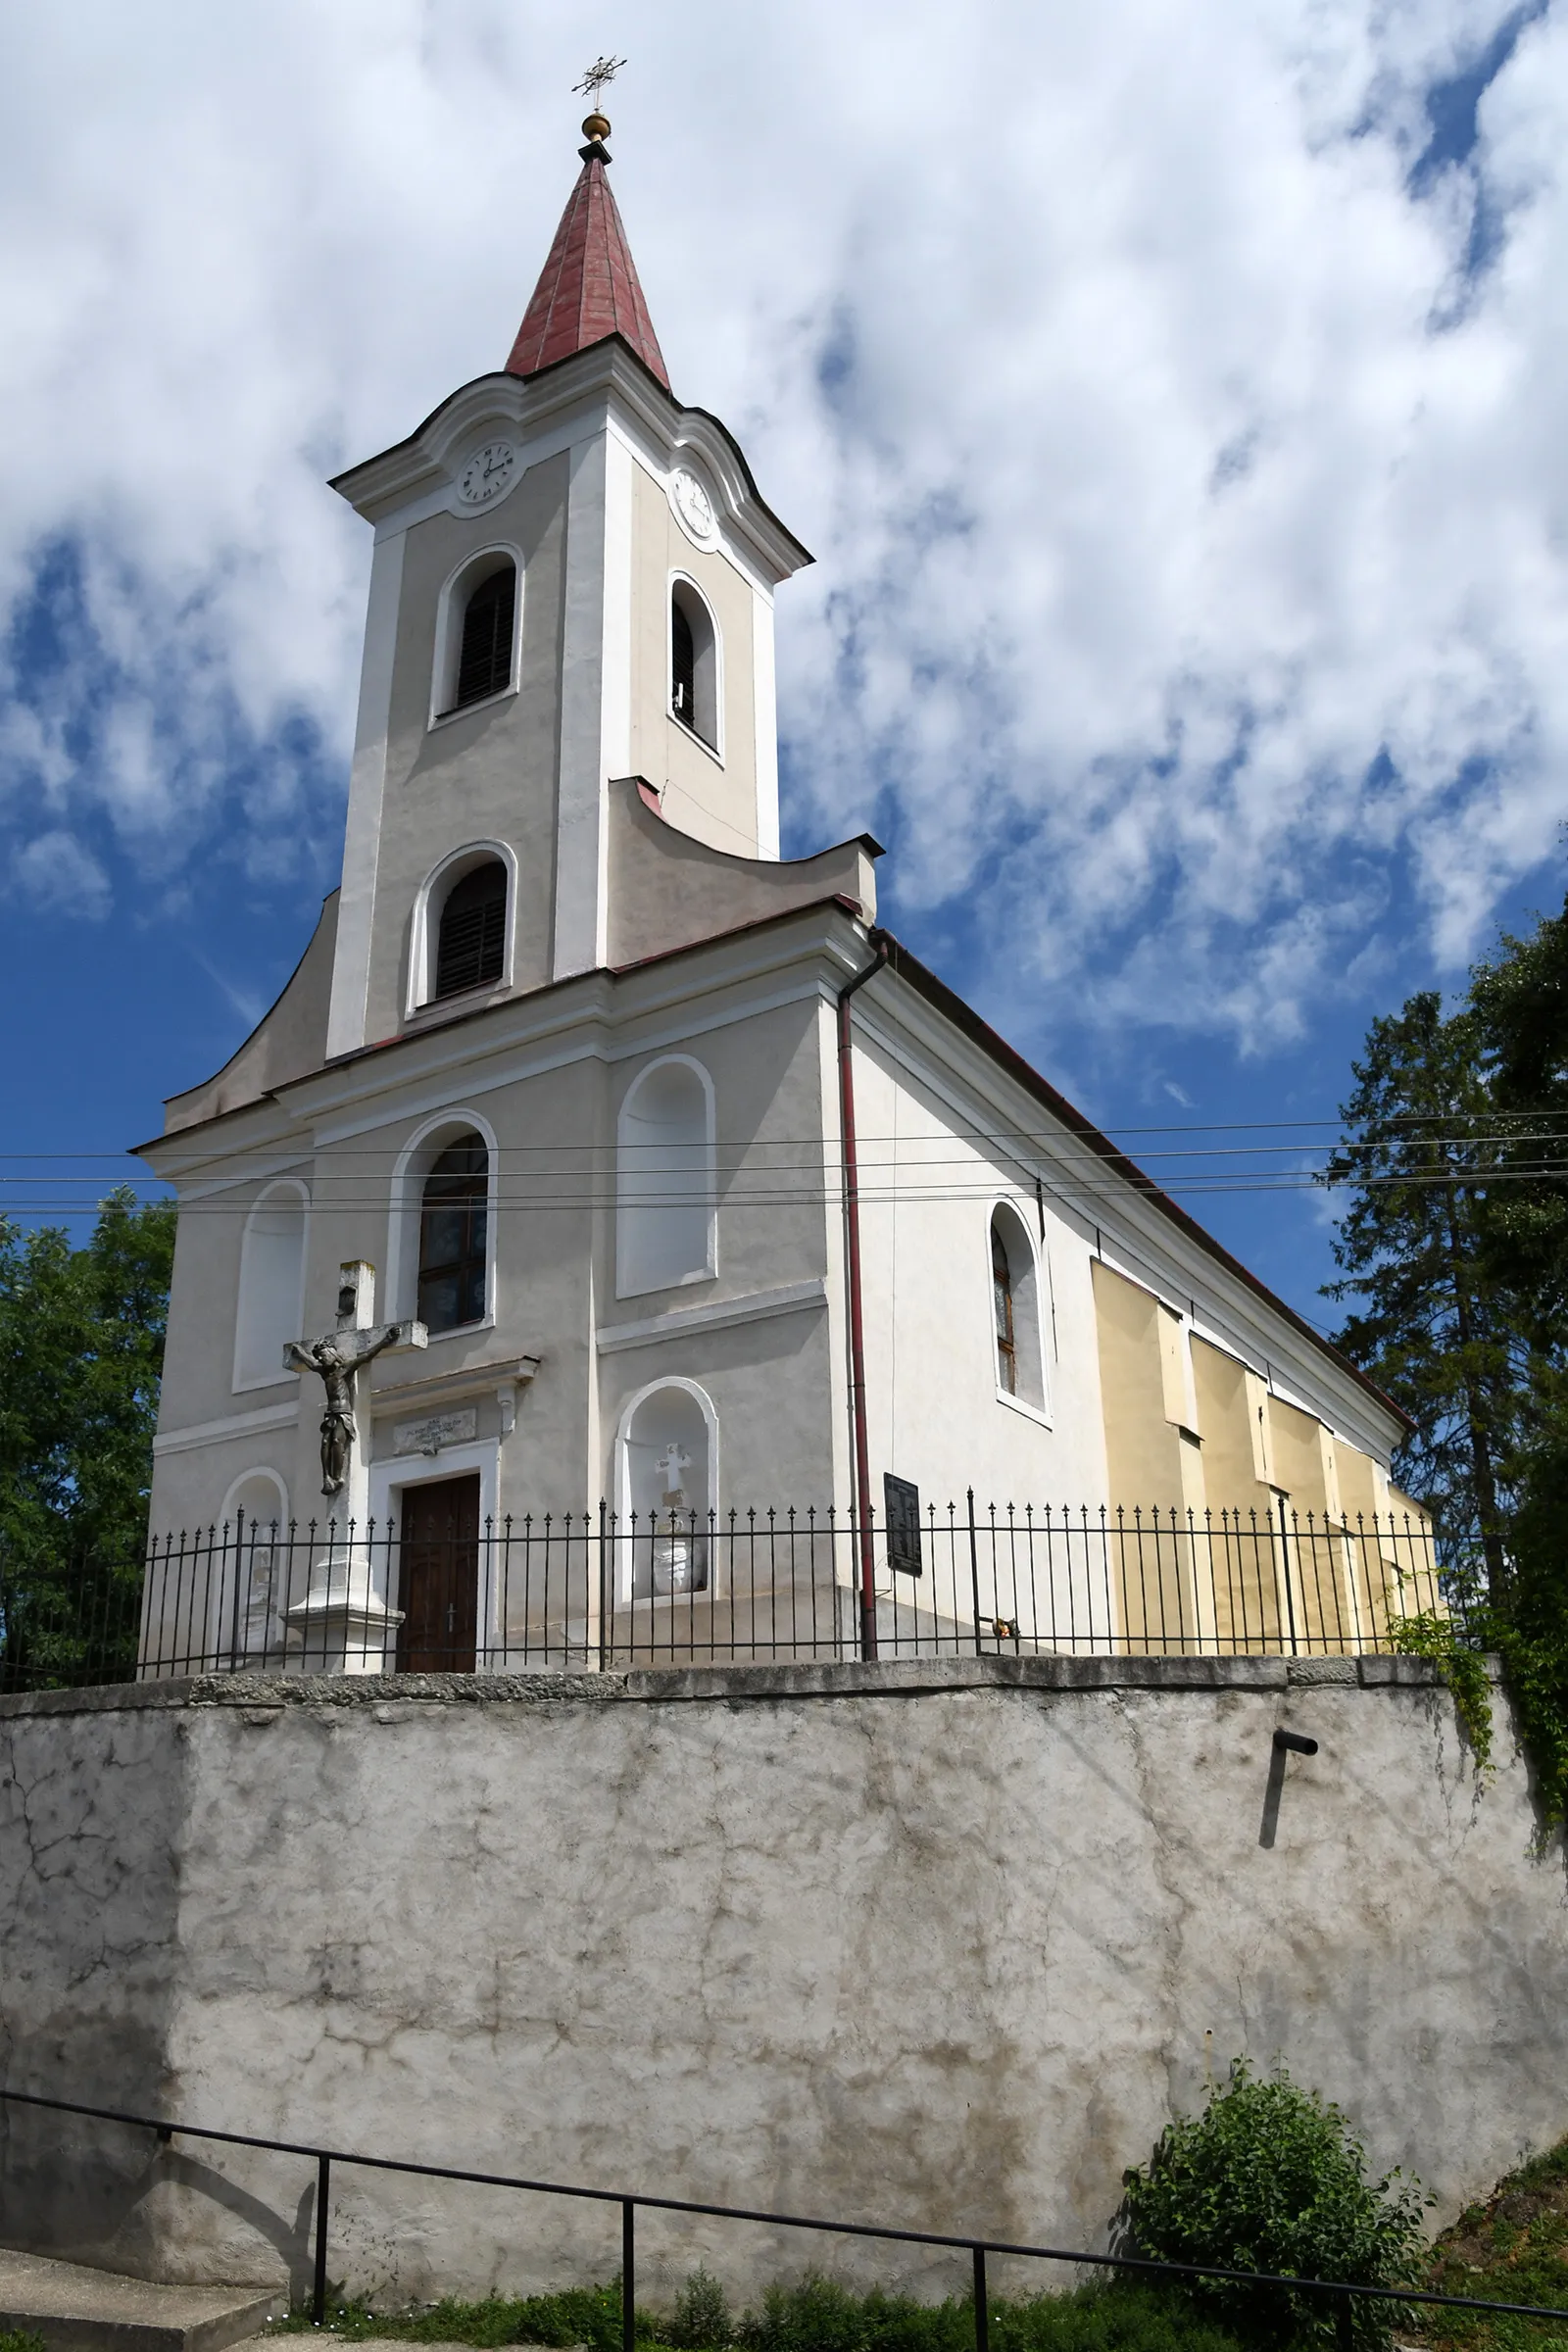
[327, 528, 407, 1059]
[553, 429, 635, 980]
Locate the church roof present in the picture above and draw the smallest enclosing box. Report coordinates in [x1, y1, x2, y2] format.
[505, 148, 670, 388]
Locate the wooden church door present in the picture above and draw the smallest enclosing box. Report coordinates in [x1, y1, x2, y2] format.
[397, 1473, 480, 1672]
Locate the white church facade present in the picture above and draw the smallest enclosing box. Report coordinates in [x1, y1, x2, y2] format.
[137, 115, 1432, 1676]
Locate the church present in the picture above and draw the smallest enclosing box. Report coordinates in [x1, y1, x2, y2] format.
[6, 101, 1524, 2310]
[137, 105, 1431, 1679]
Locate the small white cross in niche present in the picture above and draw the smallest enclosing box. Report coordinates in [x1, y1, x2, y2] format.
[656, 1441, 693, 1509]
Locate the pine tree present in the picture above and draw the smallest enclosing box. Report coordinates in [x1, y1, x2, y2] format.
[1322, 993, 1525, 1597]
[1472, 894, 1568, 1331]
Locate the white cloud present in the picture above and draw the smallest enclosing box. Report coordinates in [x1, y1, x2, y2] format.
[10, 829, 111, 920]
[1, 0, 1566, 1051]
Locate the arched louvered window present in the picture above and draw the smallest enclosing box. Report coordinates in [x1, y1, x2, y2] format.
[669, 580, 718, 748]
[449, 564, 516, 712]
[435, 861, 508, 1000]
[418, 1135, 489, 1333]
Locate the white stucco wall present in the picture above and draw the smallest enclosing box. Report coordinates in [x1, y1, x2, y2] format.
[850, 1027, 1111, 1516]
[0, 1657, 1561, 2307]
[148, 958, 842, 1553]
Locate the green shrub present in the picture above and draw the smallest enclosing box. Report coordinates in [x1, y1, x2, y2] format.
[669, 2268, 735, 2348]
[0, 2332, 47, 2352]
[1120, 2060, 1430, 2349]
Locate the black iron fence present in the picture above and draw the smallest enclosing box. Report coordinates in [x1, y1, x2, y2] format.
[0, 1498, 1447, 1691]
[0, 2082, 1557, 2345]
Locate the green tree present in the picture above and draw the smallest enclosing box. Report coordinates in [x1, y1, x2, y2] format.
[0, 1187, 175, 1687]
[1472, 894, 1568, 1331]
[1321, 993, 1526, 1596]
[1467, 901, 1568, 1819]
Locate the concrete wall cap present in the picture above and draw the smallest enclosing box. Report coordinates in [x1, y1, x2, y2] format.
[0, 1653, 1369, 1720]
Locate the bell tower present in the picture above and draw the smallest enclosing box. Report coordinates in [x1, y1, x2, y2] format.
[323, 96, 812, 1060]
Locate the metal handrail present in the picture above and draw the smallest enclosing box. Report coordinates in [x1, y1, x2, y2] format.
[1, 2083, 1559, 2347]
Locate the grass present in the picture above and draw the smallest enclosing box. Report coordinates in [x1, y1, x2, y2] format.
[1408, 2134, 1568, 2352]
[264, 2135, 1568, 2352]
[266, 2132, 1568, 2352]
[0, 2334, 46, 2352]
[269, 2273, 1245, 2352]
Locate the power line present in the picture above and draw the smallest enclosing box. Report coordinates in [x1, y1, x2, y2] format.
[7, 1133, 1568, 1176]
[5, 1168, 1568, 1217]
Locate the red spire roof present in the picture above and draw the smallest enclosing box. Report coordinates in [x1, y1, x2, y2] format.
[506, 149, 669, 388]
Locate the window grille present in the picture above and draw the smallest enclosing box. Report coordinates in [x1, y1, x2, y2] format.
[417, 1136, 489, 1333]
[434, 862, 507, 999]
[450, 566, 515, 712]
[993, 1223, 1017, 1395]
[670, 595, 696, 726]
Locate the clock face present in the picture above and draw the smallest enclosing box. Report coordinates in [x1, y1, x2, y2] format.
[457, 441, 517, 507]
[670, 468, 717, 546]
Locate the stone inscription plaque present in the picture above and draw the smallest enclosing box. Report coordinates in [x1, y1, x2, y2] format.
[393, 1408, 478, 1458]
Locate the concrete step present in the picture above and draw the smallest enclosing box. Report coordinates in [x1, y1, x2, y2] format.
[0, 2247, 282, 2352]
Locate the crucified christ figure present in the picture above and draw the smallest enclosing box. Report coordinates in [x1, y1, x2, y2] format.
[285, 1324, 407, 1498]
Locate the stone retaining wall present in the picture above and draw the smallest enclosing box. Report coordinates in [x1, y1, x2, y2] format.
[0, 1656, 1561, 2303]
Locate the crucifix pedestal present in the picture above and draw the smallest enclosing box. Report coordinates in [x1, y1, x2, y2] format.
[282, 1260, 427, 1674]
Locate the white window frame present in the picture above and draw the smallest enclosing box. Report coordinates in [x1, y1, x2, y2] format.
[667, 570, 724, 763]
[615, 1053, 718, 1300]
[407, 840, 517, 1018]
[368, 1438, 503, 1667]
[231, 1178, 310, 1396]
[429, 546, 523, 729]
[987, 1199, 1053, 1427]
[386, 1106, 501, 1337]
[612, 1375, 720, 1607]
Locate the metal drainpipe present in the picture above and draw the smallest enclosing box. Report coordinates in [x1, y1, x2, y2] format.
[838, 930, 890, 1661]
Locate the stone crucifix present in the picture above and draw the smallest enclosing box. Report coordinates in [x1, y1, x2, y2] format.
[285, 1261, 426, 1498]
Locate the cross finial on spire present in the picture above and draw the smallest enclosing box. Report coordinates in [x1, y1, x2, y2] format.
[573, 54, 625, 155]
[573, 54, 626, 106]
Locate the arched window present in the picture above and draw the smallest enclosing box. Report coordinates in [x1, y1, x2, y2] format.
[218, 1469, 290, 1667]
[989, 1204, 1048, 1414]
[435, 860, 508, 1000]
[233, 1182, 307, 1391]
[418, 1135, 489, 1333]
[443, 562, 516, 715]
[618, 1381, 715, 1601]
[616, 1056, 715, 1298]
[669, 578, 719, 750]
[993, 1225, 1017, 1394]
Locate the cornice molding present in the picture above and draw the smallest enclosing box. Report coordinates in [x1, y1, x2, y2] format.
[596, 1279, 827, 1354]
[329, 341, 810, 586]
[153, 1398, 300, 1457]
[137, 905, 870, 1183]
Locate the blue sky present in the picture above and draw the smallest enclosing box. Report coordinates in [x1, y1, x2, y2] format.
[4, 0, 1567, 1349]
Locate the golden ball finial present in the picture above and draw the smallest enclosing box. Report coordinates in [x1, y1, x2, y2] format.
[582, 111, 612, 142]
